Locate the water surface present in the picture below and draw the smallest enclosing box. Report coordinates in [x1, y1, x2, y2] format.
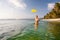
[0, 20, 60, 40]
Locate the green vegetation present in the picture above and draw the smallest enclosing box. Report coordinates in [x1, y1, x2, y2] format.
[44, 3, 60, 19]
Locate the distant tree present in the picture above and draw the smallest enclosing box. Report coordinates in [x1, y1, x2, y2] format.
[44, 2, 60, 19]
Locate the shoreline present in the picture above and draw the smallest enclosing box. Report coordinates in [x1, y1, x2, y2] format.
[42, 18, 60, 22]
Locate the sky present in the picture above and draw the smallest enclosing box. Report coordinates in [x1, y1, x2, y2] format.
[0, 0, 60, 19]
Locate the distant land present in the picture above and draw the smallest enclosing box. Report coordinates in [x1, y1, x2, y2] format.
[0, 18, 42, 20]
[44, 2, 60, 19]
[0, 18, 43, 20]
[0, 19, 34, 20]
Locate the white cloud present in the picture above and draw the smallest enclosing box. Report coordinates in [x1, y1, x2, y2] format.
[58, 2, 60, 3]
[48, 3, 55, 10]
[8, 0, 27, 9]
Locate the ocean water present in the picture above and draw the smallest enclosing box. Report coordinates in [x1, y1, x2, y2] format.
[0, 20, 60, 40]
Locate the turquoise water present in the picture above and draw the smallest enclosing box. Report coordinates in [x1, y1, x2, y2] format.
[0, 20, 60, 40]
[7, 20, 56, 40]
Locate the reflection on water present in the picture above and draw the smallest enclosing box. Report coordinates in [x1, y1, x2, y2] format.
[48, 22, 60, 40]
[7, 21, 47, 40]
[7, 20, 60, 40]
[0, 20, 33, 40]
[0, 20, 60, 40]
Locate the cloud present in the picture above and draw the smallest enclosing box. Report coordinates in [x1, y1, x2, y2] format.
[8, 0, 27, 9]
[0, 0, 28, 19]
[48, 3, 55, 10]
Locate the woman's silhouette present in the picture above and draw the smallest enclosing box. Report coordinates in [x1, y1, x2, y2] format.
[34, 15, 39, 30]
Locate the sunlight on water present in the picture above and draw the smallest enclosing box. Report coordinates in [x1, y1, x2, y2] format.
[7, 21, 48, 40]
[0, 20, 60, 40]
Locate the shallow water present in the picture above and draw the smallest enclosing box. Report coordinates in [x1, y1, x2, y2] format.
[0, 20, 60, 40]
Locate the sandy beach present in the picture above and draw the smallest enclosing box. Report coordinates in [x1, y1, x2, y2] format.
[42, 18, 60, 22]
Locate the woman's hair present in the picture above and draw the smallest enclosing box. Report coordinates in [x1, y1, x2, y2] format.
[36, 15, 38, 18]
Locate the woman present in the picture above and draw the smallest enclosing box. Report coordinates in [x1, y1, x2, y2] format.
[34, 15, 39, 30]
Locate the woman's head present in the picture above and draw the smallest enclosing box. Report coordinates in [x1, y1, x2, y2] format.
[36, 15, 38, 18]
